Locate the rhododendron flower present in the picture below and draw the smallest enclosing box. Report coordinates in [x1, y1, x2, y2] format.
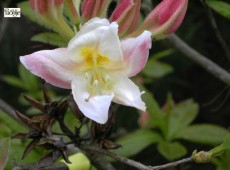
[20, 18, 152, 124]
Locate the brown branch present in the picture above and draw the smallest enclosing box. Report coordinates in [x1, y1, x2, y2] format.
[168, 34, 230, 85]
[80, 146, 193, 170]
[0, 98, 22, 124]
[12, 162, 68, 170]
[151, 157, 193, 170]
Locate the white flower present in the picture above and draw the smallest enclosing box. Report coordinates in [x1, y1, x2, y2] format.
[20, 18, 152, 124]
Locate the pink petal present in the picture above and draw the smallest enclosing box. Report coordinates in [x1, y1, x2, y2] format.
[121, 31, 152, 77]
[20, 48, 76, 89]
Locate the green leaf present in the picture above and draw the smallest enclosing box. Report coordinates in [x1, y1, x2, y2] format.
[212, 150, 230, 170]
[0, 138, 10, 170]
[157, 141, 187, 160]
[19, 64, 39, 92]
[222, 135, 230, 150]
[2, 75, 26, 90]
[151, 49, 174, 60]
[112, 130, 162, 158]
[140, 86, 166, 130]
[206, 1, 230, 19]
[176, 124, 230, 145]
[143, 60, 174, 78]
[167, 99, 199, 140]
[31, 33, 68, 47]
[0, 111, 26, 134]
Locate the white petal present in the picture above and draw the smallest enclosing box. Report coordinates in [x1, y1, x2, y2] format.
[72, 18, 110, 39]
[68, 21, 123, 69]
[71, 77, 114, 124]
[113, 75, 146, 111]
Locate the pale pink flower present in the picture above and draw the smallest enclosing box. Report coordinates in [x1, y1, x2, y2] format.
[20, 18, 152, 124]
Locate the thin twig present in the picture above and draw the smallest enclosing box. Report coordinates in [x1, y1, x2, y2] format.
[0, 98, 22, 124]
[12, 162, 68, 170]
[151, 157, 193, 170]
[80, 146, 193, 170]
[201, 1, 230, 62]
[168, 34, 230, 85]
[81, 146, 150, 170]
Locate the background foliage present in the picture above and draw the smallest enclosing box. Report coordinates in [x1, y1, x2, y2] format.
[0, 0, 230, 170]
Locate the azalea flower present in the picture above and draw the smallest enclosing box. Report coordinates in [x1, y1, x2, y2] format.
[20, 18, 152, 124]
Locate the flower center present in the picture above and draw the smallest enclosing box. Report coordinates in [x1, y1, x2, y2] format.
[80, 47, 109, 68]
[84, 69, 112, 101]
[80, 47, 112, 101]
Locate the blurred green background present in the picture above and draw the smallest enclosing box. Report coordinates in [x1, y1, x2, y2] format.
[0, 0, 230, 170]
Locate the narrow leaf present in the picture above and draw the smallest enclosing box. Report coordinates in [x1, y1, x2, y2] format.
[176, 124, 230, 145]
[0, 138, 11, 170]
[143, 60, 174, 78]
[157, 141, 187, 160]
[2, 76, 26, 90]
[31, 33, 68, 47]
[112, 129, 162, 157]
[206, 1, 230, 19]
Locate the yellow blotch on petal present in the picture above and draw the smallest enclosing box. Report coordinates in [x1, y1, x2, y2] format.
[80, 47, 109, 68]
[97, 54, 110, 66]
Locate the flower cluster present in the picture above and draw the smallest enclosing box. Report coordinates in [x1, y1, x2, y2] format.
[28, 0, 188, 40]
[20, 0, 188, 124]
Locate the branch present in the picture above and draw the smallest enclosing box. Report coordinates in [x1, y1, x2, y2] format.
[80, 146, 193, 170]
[0, 98, 22, 124]
[168, 34, 230, 85]
[12, 162, 68, 170]
[202, 1, 230, 61]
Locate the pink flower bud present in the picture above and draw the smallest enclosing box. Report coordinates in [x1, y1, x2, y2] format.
[134, 0, 188, 39]
[29, 0, 74, 40]
[30, 0, 64, 14]
[82, 0, 110, 22]
[110, 0, 141, 36]
[64, 0, 80, 24]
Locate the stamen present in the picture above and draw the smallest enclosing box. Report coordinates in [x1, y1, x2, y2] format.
[94, 80, 99, 86]
[85, 72, 89, 80]
[105, 75, 110, 81]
